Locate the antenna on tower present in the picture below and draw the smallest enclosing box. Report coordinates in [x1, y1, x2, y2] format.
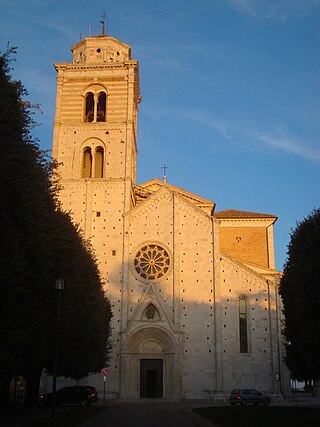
[100, 12, 108, 35]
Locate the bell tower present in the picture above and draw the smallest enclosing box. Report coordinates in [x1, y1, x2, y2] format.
[52, 33, 140, 235]
[52, 35, 141, 396]
[52, 34, 140, 183]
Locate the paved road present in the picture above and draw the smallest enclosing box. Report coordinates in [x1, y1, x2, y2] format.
[78, 400, 215, 427]
[78, 396, 320, 427]
[3, 396, 320, 427]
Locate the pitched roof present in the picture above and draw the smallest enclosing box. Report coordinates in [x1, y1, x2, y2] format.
[136, 178, 215, 215]
[214, 209, 277, 220]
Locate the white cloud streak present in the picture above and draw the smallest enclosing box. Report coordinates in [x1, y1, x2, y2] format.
[181, 109, 320, 164]
[181, 110, 232, 141]
[253, 132, 320, 163]
[228, 0, 320, 20]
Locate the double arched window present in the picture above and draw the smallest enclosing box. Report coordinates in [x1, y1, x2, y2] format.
[81, 145, 104, 178]
[84, 89, 107, 123]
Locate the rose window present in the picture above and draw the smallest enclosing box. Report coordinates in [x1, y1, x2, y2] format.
[134, 244, 170, 280]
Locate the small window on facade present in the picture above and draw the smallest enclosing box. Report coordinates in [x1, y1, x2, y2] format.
[95, 147, 104, 178]
[97, 92, 106, 122]
[85, 92, 94, 122]
[82, 147, 92, 178]
[239, 297, 248, 353]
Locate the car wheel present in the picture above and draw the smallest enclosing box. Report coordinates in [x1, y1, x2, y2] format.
[80, 399, 87, 407]
[263, 399, 270, 405]
[241, 399, 247, 406]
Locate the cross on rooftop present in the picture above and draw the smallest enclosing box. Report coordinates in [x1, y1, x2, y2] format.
[100, 12, 107, 35]
[161, 164, 168, 183]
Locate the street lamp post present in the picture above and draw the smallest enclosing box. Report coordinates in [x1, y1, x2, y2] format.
[52, 279, 64, 423]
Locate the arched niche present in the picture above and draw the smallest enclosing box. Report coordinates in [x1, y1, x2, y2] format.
[142, 304, 160, 321]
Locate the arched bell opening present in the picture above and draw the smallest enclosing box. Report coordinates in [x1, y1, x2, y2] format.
[81, 147, 92, 178]
[83, 88, 107, 123]
[95, 146, 104, 178]
[97, 92, 106, 122]
[84, 92, 94, 122]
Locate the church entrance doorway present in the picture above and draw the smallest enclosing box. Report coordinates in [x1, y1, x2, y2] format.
[126, 327, 177, 398]
[140, 359, 163, 398]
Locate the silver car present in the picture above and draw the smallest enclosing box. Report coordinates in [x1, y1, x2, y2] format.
[228, 388, 271, 405]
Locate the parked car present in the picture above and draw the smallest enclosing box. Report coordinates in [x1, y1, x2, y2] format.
[228, 388, 271, 405]
[39, 386, 98, 406]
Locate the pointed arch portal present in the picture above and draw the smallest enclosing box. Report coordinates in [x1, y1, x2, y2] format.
[123, 327, 179, 399]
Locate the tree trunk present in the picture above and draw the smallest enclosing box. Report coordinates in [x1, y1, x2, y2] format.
[24, 369, 42, 406]
[0, 375, 11, 407]
[313, 379, 320, 397]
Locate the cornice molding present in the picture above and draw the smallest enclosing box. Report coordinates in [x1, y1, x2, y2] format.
[54, 61, 138, 72]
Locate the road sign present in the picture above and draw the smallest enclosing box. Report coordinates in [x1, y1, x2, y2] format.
[100, 367, 110, 377]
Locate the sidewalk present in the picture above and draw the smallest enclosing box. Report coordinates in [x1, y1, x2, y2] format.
[284, 394, 320, 408]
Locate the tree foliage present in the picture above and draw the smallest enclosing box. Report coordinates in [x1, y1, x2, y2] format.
[0, 49, 111, 405]
[0, 47, 54, 387]
[48, 211, 111, 380]
[279, 208, 320, 381]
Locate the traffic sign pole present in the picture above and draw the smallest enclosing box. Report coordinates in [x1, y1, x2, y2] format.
[100, 368, 110, 404]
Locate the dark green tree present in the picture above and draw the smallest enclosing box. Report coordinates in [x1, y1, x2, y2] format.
[0, 50, 111, 406]
[279, 208, 320, 389]
[0, 47, 56, 405]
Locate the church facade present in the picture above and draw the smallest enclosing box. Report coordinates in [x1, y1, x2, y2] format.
[51, 33, 286, 399]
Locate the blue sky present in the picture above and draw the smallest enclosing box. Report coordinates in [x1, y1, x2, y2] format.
[0, 0, 319, 270]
